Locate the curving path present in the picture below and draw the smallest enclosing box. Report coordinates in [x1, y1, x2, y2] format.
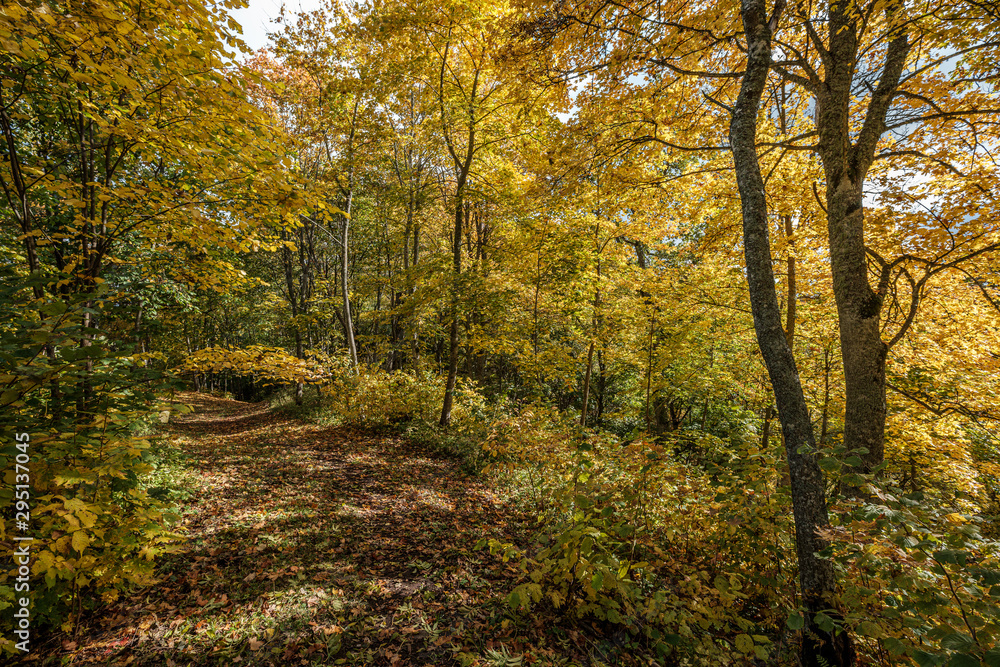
[29, 392, 548, 666]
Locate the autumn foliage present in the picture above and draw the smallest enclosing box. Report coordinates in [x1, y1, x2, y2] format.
[1, 0, 999, 665]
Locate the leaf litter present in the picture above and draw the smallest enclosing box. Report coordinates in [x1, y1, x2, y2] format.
[21, 392, 618, 666]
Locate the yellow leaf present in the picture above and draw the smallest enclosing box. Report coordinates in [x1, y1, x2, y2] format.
[63, 497, 86, 511]
[71, 530, 90, 553]
[34, 549, 56, 573]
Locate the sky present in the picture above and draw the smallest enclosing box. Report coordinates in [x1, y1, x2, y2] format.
[229, 0, 325, 52]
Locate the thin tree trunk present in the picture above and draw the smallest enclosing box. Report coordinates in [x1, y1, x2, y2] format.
[596, 349, 606, 422]
[438, 37, 478, 427]
[294, 330, 304, 404]
[280, 230, 304, 405]
[411, 221, 421, 374]
[761, 404, 773, 449]
[439, 186, 464, 426]
[644, 318, 655, 431]
[820, 347, 832, 445]
[729, 2, 854, 664]
[580, 256, 601, 427]
[341, 198, 359, 371]
[784, 214, 796, 348]
[580, 340, 595, 427]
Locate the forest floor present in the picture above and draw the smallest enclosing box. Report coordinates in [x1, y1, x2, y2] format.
[22, 392, 633, 667]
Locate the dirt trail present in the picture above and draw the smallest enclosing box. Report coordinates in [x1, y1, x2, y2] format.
[28, 392, 545, 666]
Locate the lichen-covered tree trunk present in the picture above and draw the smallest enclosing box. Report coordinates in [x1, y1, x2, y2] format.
[816, 1, 910, 472]
[826, 179, 888, 471]
[729, 1, 854, 664]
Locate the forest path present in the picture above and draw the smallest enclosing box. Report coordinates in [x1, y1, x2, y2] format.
[41, 392, 553, 666]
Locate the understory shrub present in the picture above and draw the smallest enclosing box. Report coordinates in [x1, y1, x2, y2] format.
[828, 485, 1000, 666]
[482, 405, 1000, 665]
[482, 409, 787, 663]
[0, 280, 182, 652]
[317, 365, 503, 470]
[323, 366, 443, 425]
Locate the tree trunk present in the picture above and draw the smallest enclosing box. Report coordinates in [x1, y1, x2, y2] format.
[729, 1, 854, 664]
[580, 257, 602, 427]
[826, 180, 887, 471]
[341, 197, 359, 371]
[596, 349, 606, 422]
[294, 329, 305, 405]
[644, 318, 655, 431]
[783, 214, 796, 348]
[816, 1, 910, 473]
[761, 404, 773, 449]
[439, 186, 464, 426]
[437, 36, 478, 427]
[580, 340, 595, 427]
[337, 96, 362, 373]
[820, 347, 832, 445]
[281, 231, 305, 405]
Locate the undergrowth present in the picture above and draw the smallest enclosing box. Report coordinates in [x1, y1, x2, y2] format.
[266, 365, 1000, 666]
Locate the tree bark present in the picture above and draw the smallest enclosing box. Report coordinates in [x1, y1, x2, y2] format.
[730, 1, 854, 664]
[437, 37, 478, 427]
[411, 222, 421, 374]
[815, 1, 910, 473]
[783, 214, 796, 348]
[341, 203, 359, 371]
[280, 229, 306, 405]
[340, 95, 361, 373]
[439, 182, 464, 426]
[580, 340, 595, 426]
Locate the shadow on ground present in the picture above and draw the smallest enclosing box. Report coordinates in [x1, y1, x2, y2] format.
[19, 393, 601, 666]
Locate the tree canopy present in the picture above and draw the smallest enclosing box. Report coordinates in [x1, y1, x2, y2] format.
[1, 0, 999, 665]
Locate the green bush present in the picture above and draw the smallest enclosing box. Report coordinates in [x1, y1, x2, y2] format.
[483, 419, 778, 663]
[315, 367, 503, 472]
[0, 280, 181, 651]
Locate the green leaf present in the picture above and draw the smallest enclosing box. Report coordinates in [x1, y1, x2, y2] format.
[654, 641, 673, 658]
[947, 653, 981, 667]
[39, 300, 68, 316]
[856, 620, 881, 638]
[935, 549, 969, 566]
[977, 569, 1000, 585]
[817, 457, 841, 472]
[734, 634, 753, 654]
[940, 633, 975, 652]
[786, 611, 805, 630]
[984, 648, 1000, 667]
[883, 638, 906, 655]
[813, 611, 836, 633]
